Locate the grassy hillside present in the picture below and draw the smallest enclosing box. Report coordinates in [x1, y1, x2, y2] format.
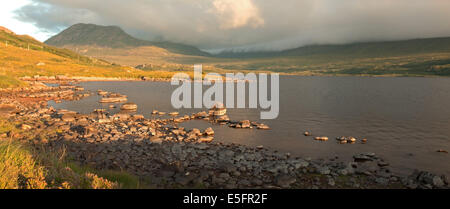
[0, 28, 186, 88]
[46, 23, 209, 56]
[0, 27, 107, 65]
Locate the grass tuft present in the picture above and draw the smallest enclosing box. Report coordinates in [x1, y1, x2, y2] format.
[0, 75, 25, 89]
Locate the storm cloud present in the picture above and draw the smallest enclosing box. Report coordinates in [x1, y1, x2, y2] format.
[14, 0, 450, 52]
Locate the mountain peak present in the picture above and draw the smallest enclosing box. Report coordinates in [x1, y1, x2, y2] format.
[45, 23, 209, 56]
[45, 23, 146, 48]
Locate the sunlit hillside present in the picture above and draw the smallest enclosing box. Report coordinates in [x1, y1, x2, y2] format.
[0, 28, 186, 88]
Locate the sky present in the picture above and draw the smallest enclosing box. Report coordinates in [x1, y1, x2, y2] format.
[0, 0, 52, 41]
[3, 0, 450, 52]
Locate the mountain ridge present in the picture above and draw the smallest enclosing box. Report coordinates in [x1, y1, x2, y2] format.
[215, 37, 450, 58]
[45, 23, 210, 56]
[46, 23, 450, 60]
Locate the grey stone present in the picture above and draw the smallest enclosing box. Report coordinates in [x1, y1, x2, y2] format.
[432, 176, 444, 187]
[317, 166, 331, 175]
[275, 175, 296, 188]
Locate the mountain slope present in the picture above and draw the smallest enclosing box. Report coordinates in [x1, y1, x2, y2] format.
[0, 26, 14, 34]
[45, 23, 209, 56]
[45, 23, 147, 48]
[0, 26, 181, 88]
[216, 37, 450, 58]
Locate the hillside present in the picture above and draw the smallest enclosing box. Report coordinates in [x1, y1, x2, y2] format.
[0, 26, 14, 34]
[4, 23, 449, 81]
[45, 23, 209, 56]
[216, 37, 450, 58]
[0, 27, 181, 88]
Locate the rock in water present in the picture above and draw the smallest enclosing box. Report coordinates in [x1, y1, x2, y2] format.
[217, 115, 230, 122]
[121, 103, 138, 110]
[257, 124, 270, 130]
[314, 136, 329, 141]
[240, 120, 251, 128]
[204, 127, 215, 136]
[437, 149, 448, 154]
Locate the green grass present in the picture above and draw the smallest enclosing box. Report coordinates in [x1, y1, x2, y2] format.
[0, 75, 26, 88]
[0, 140, 48, 189]
[0, 139, 150, 189]
[66, 162, 149, 189]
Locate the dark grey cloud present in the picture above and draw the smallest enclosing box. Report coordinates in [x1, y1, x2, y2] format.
[14, 0, 450, 52]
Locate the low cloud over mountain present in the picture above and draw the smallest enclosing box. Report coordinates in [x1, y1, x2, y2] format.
[15, 0, 450, 52]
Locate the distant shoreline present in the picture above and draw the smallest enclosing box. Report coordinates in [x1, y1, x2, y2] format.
[18, 73, 450, 85]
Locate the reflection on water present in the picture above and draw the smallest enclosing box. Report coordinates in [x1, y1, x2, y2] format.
[49, 76, 450, 176]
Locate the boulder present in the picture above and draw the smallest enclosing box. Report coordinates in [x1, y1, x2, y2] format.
[314, 136, 329, 141]
[240, 120, 251, 128]
[98, 118, 111, 123]
[132, 114, 145, 120]
[61, 113, 76, 122]
[194, 111, 208, 118]
[112, 112, 130, 120]
[150, 136, 163, 144]
[97, 90, 109, 96]
[198, 136, 214, 143]
[217, 115, 230, 122]
[21, 124, 32, 130]
[257, 124, 270, 130]
[100, 96, 127, 103]
[204, 127, 215, 136]
[121, 103, 138, 111]
[275, 175, 297, 188]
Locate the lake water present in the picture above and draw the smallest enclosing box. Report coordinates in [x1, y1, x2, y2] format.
[49, 76, 450, 177]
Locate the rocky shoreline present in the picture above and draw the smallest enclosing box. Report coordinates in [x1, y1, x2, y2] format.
[0, 81, 448, 189]
[19, 75, 171, 83]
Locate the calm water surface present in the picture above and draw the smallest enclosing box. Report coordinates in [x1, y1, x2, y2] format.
[49, 76, 450, 176]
